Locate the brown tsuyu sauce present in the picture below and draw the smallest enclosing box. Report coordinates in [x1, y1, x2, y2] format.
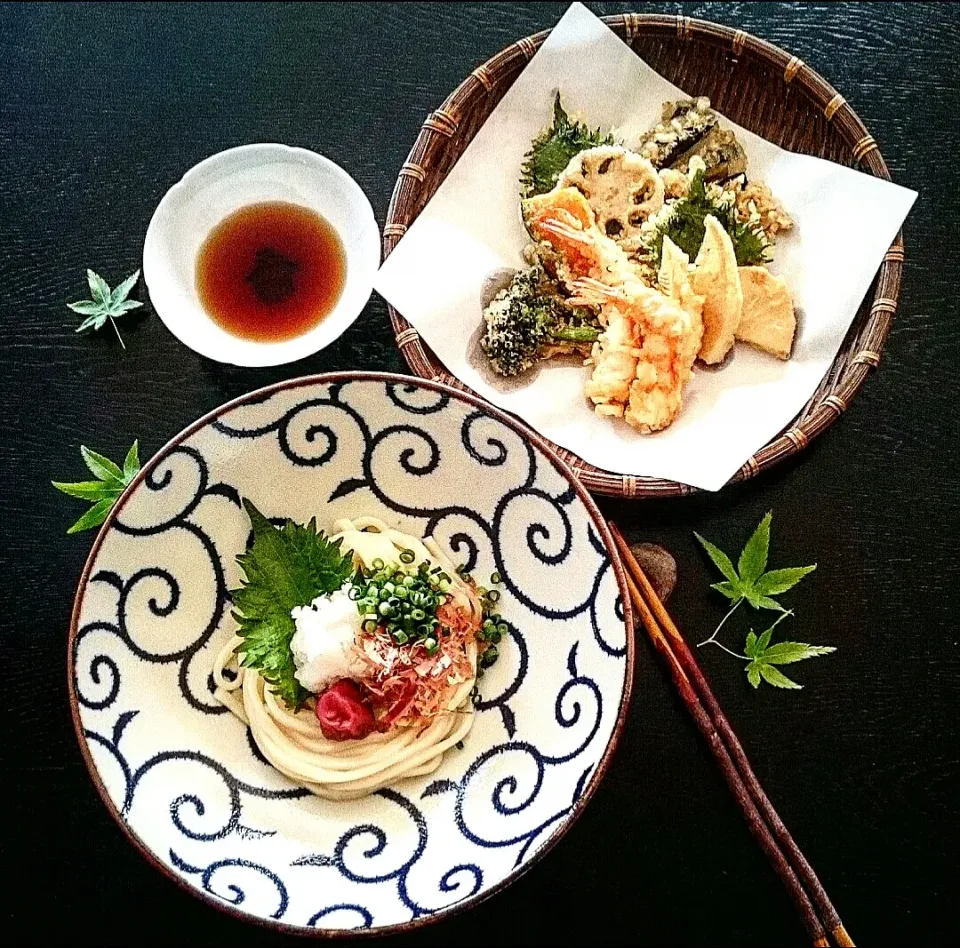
[196, 201, 346, 342]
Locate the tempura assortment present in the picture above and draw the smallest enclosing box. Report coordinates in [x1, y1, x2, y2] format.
[480, 94, 796, 434]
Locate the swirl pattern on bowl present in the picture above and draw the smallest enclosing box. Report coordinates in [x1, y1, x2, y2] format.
[69, 374, 632, 935]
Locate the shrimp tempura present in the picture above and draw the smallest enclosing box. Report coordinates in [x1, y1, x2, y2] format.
[572, 278, 701, 433]
[522, 188, 640, 291]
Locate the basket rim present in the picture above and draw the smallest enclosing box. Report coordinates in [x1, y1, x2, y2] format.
[383, 12, 904, 498]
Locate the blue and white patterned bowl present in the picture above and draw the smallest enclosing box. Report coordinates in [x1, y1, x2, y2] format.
[69, 372, 634, 935]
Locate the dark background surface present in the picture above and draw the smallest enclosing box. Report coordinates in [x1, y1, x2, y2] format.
[3, 2, 958, 945]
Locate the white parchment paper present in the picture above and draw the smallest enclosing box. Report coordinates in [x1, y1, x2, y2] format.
[374, 2, 916, 490]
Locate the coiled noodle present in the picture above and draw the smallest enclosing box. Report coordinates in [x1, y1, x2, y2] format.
[213, 517, 478, 801]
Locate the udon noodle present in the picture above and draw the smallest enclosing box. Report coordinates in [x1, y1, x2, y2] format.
[212, 516, 481, 801]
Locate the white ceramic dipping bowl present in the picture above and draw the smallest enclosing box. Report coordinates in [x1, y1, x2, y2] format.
[143, 144, 380, 367]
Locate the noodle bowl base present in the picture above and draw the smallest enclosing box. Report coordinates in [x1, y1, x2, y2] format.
[68, 373, 633, 935]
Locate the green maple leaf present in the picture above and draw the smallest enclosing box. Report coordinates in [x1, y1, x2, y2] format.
[231, 500, 355, 709]
[743, 613, 836, 691]
[695, 512, 816, 612]
[68, 268, 144, 348]
[697, 513, 833, 693]
[52, 440, 141, 534]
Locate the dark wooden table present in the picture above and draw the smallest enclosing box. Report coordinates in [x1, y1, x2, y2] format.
[4, 3, 957, 945]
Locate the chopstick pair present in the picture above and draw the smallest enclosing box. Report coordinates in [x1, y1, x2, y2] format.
[608, 523, 854, 948]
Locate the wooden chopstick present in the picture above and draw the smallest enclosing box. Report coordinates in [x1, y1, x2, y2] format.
[625, 550, 855, 947]
[609, 523, 854, 948]
[620, 567, 829, 946]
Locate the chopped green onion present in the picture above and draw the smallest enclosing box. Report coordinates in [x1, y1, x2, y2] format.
[497, 623, 508, 636]
[424, 637, 438, 654]
[362, 619, 378, 633]
[347, 586, 361, 601]
[487, 590, 500, 603]
[481, 645, 499, 667]
[490, 571, 501, 585]
[352, 549, 481, 649]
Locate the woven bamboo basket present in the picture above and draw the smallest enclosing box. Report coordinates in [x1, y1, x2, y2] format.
[383, 13, 904, 498]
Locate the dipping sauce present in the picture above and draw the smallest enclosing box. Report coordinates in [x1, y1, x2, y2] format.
[196, 201, 346, 342]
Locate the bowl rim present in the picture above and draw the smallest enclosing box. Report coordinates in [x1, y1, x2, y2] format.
[383, 12, 905, 498]
[142, 143, 381, 368]
[67, 369, 636, 938]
